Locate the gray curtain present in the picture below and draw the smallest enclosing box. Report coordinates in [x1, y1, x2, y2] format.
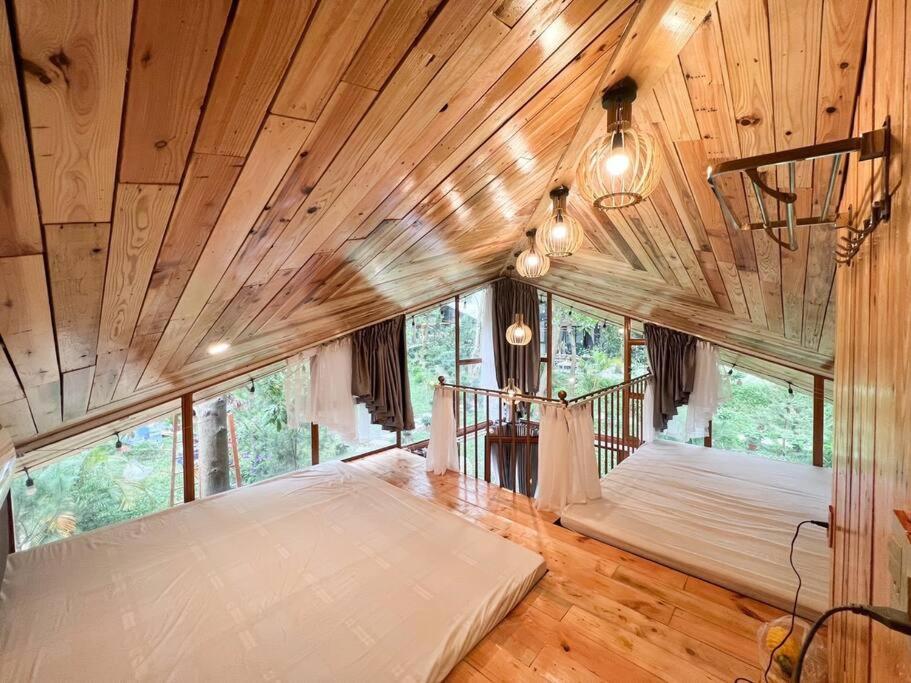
[644, 323, 697, 432]
[351, 315, 415, 432]
[491, 278, 541, 395]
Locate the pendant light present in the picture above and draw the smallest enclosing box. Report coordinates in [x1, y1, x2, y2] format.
[577, 77, 662, 211]
[515, 229, 550, 278]
[536, 186, 584, 257]
[505, 313, 532, 346]
[503, 377, 522, 402]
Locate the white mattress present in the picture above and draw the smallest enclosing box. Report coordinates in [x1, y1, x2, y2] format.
[561, 440, 831, 618]
[0, 457, 545, 682]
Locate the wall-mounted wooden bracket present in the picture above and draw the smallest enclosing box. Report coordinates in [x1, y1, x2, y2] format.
[707, 117, 891, 265]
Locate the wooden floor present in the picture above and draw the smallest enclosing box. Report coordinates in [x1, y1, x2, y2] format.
[352, 449, 785, 682]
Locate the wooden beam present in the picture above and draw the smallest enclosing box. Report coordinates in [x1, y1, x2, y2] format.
[812, 374, 824, 467]
[180, 394, 195, 503]
[310, 423, 319, 466]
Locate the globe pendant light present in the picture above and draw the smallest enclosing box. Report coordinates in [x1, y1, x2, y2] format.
[536, 186, 584, 257]
[577, 77, 662, 211]
[505, 313, 532, 346]
[515, 229, 550, 278]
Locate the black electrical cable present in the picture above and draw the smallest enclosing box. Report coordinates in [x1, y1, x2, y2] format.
[792, 603, 911, 681]
[734, 519, 829, 683]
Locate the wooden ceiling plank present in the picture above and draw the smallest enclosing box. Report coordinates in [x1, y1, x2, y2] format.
[769, 0, 823, 343]
[652, 58, 701, 142]
[193, 0, 314, 156]
[0, 352, 24, 406]
[119, 0, 231, 184]
[242, 0, 497, 289]
[0, 0, 41, 256]
[356, 0, 632, 231]
[138, 115, 312, 388]
[619, 206, 680, 286]
[45, 222, 110, 373]
[272, 0, 387, 121]
[0, 398, 36, 441]
[344, 0, 445, 90]
[280, 10, 516, 271]
[15, 0, 132, 223]
[111, 153, 244, 401]
[90, 184, 178, 409]
[62, 366, 95, 422]
[493, 0, 537, 26]
[802, 0, 870, 350]
[0, 254, 60, 432]
[245, 82, 378, 287]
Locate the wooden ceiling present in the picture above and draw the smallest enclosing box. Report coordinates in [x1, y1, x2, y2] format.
[527, 0, 871, 377]
[0, 0, 867, 447]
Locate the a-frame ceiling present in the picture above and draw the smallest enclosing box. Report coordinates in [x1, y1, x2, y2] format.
[0, 0, 867, 447]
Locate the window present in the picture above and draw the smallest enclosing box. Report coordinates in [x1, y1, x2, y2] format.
[192, 370, 312, 498]
[665, 367, 834, 467]
[405, 302, 456, 443]
[11, 409, 182, 550]
[551, 298, 624, 396]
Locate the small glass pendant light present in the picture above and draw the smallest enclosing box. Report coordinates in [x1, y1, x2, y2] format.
[503, 377, 522, 401]
[536, 186, 584, 257]
[515, 229, 550, 278]
[505, 313, 532, 346]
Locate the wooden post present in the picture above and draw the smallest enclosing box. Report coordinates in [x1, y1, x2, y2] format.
[168, 420, 178, 507]
[310, 423, 319, 466]
[812, 375, 824, 467]
[704, 420, 713, 448]
[454, 294, 461, 387]
[545, 292, 553, 398]
[5, 492, 14, 554]
[622, 317, 632, 445]
[181, 394, 195, 503]
[228, 412, 243, 487]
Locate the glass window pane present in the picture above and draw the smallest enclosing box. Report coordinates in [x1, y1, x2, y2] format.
[630, 344, 649, 378]
[11, 411, 182, 550]
[460, 362, 481, 388]
[539, 290, 548, 359]
[694, 367, 821, 465]
[458, 290, 484, 361]
[193, 370, 312, 498]
[823, 380, 833, 468]
[405, 303, 456, 444]
[318, 406, 397, 463]
[551, 298, 624, 397]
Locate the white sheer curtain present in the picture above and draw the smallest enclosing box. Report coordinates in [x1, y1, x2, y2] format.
[284, 338, 360, 442]
[641, 378, 657, 443]
[479, 285, 498, 390]
[664, 341, 725, 441]
[426, 385, 459, 475]
[535, 403, 601, 513]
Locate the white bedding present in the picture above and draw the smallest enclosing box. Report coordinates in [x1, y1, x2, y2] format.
[0, 456, 545, 682]
[560, 440, 831, 618]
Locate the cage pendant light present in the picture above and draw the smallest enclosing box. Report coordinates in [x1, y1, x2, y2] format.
[505, 313, 533, 346]
[577, 77, 662, 211]
[536, 186, 584, 257]
[515, 229, 550, 278]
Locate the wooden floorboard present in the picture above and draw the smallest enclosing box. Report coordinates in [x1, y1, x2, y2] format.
[351, 449, 780, 682]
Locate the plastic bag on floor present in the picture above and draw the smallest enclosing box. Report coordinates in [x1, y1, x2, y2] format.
[758, 616, 826, 682]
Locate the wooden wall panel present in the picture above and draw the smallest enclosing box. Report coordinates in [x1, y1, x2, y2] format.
[15, 0, 132, 223]
[0, 0, 41, 257]
[45, 223, 110, 373]
[193, 0, 314, 156]
[830, 1, 910, 681]
[119, 0, 231, 183]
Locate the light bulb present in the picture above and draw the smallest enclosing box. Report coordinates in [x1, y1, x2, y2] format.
[207, 341, 230, 355]
[514, 328, 525, 340]
[605, 149, 630, 176]
[552, 222, 567, 239]
[526, 254, 539, 267]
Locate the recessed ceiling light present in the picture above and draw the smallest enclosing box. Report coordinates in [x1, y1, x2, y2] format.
[208, 341, 230, 355]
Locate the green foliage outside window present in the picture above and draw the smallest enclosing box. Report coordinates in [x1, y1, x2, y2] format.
[551, 300, 624, 396]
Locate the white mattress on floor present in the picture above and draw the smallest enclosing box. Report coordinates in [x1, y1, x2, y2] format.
[0, 457, 545, 682]
[560, 440, 831, 618]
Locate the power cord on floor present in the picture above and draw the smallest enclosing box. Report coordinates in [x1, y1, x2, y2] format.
[735, 518, 911, 683]
[734, 519, 828, 683]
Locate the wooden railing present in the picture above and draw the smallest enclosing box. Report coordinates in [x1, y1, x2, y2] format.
[427, 374, 650, 492]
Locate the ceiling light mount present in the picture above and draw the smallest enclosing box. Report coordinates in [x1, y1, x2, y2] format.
[577, 77, 662, 211]
[536, 185, 584, 257]
[515, 228, 550, 278]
